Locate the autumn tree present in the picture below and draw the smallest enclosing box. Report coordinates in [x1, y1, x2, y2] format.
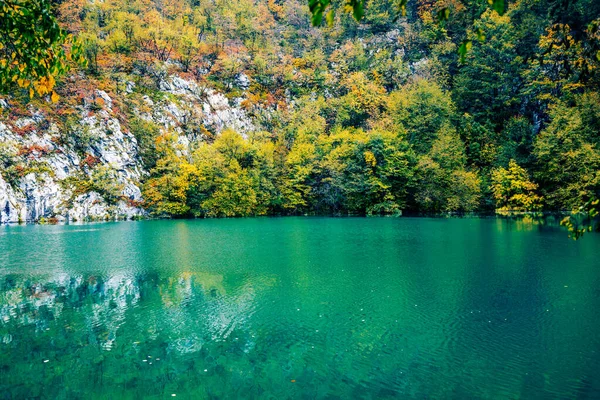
[491, 159, 543, 212]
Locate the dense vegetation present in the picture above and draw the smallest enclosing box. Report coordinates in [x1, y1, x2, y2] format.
[1, 0, 599, 227]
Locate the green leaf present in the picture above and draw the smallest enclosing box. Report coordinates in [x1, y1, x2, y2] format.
[397, 0, 408, 17]
[348, 0, 364, 22]
[458, 40, 472, 63]
[308, 0, 329, 26]
[437, 8, 450, 23]
[490, 0, 505, 15]
[325, 9, 335, 27]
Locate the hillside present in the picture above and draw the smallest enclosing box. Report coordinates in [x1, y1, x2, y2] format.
[1, 0, 599, 222]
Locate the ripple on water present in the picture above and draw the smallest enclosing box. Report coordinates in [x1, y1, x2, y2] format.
[1, 218, 599, 399]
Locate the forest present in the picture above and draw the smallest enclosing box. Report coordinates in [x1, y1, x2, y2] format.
[1, 0, 599, 227]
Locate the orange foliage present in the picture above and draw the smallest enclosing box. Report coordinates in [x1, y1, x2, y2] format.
[17, 144, 50, 158]
[80, 154, 101, 168]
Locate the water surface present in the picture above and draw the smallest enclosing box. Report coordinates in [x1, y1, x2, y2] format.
[1, 218, 599, 399]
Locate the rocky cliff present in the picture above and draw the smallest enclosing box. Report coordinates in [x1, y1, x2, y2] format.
[0, 75, 254, 223]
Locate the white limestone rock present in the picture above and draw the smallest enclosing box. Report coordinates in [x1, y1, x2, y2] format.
[0, 101, 145, 223]
[157, 76, 255, 135]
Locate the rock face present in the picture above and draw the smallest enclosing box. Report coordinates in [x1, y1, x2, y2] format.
[0, 173, 20, 222]
[0, 77, 253, 223]
[152, 75, 255, 136]
[0, 98, 145, 223]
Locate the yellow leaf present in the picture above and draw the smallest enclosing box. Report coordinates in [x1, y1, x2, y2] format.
[51, 91, 60, 103]
[29, 88, 34, 98]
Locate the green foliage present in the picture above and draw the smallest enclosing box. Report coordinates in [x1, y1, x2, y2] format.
[142, 126, 416, 217]
[453, 10, 523, 131]
[128, 116, 161, 171]
[201, 167, 262, 217]
[0, 140, 19, 186]
[143, 133, 193, 217]
[497, 117, 534, 168]
[388, 80, 455, 155]
[313, 128, 414, 214]
[143, 130, 272, 218]
[491, 160, 543, 212]
[90, 164, 125, 205]
[0, 140, 17, 169]
[533, 95, 600, 210]
[334, 72, 387, 129]
[69, 124, 95, 156]
[561, 198, 600, 239]
[190, 131, 270, 217]
[1, 0, 600, 240]
[309, 0, 364, 27]
[414, 126, 481, 213]
[0, 0, 83, 99]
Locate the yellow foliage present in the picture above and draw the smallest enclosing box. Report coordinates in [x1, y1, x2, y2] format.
[364, 151, 377, 167]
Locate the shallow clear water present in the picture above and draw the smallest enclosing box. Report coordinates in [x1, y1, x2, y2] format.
[1, 217, 599, 399]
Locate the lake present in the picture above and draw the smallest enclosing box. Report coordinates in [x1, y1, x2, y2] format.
[1, 217, 599, 399]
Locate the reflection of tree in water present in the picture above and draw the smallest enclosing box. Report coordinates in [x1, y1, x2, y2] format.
[1, 269, 472, 399]
[1, 273, 141, 351]
[1, 270, 259, 349]
[0, 270, 263, 398]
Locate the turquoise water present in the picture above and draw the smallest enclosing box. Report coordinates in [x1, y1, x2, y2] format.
[0, 217, 599, 399]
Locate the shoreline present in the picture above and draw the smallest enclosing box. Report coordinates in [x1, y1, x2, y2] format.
[0, 211, 574, 227]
